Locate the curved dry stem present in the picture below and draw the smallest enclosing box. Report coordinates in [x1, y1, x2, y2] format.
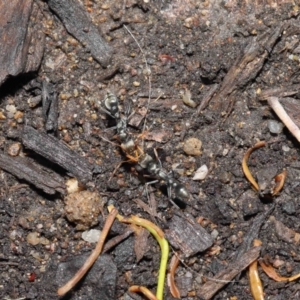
[57, 208, 118, 296]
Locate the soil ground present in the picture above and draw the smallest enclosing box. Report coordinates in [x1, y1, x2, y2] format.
[1, 1, 300, 300]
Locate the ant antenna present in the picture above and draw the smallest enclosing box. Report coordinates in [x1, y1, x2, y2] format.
[123, 25, 152, 150]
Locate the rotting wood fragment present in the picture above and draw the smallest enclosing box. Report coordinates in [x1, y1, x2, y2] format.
[270, 216, 300, 245]
[197, 245, 261, 300]
[258, 84, 300, 101]
[22, 125, 93, 182]
[0, 152, 65, 195]
[165, 213, 213, 257]
[235, 205, 274, 261]
[230, 206, 274, 286]
[42, 81, 58, 133]
[196, 84, 219, 114]
[0, 0, 45, 85]
[47, 0, 112, 67]
[210, 24, 284, 111]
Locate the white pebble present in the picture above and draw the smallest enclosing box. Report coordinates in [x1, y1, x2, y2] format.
[193, 164, 208, 181]
[211, 229, 219, 239]
[222, 148, 229, 156]
[282, 145, 290, 152]
[6, 104, 16, 113]
[82, 229, 101, 243]
[268, 120, 283, 134]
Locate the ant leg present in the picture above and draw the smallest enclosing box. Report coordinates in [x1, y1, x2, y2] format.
[144, 180, 159, 200]
[124, 99, 132, 117]
[100, 107, 115, 119]
[109, 161, 125, 181]
[166, 183, 180, 209]
[153, 148, 163, 170]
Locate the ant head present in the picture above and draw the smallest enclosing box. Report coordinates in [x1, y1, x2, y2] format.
[104, 92, 118, 111]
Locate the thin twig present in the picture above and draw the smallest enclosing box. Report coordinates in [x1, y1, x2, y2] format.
[267, 96, 300, 142]
[57, 208, 118, 296]
[123, 25, 152, 150]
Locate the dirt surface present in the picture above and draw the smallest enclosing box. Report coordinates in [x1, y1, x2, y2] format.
[1, 1, 300, 299]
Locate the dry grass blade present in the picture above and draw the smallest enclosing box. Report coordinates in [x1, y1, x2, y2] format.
[272, 169, 287, 196]
[57, 208, 118, 296]
[267, 96, 300, 143]
[242, 141, 266, 191]
[248, 240, 264, 300]
[259, 259, 300, 282]
[129, 285, 158, 300]
[167, 253, 180, 299]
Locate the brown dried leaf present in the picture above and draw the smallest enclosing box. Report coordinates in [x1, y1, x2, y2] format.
[270, 216, 300, 244]
[144, 130, 172, 143]
[134, 228, 150, 262]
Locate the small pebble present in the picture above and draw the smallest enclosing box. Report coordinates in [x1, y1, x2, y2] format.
[181, 89, 197, 108]
[6, 104, 16, 114]
[282, 145, 290, 152]
[133, 81, 140, 87]
[66, 178, 82, 194]
[193, 165, 208, 180]
[73, 89, 79, 97]
[222, 148, 229, 156]
[219, 171, 232, 184]
[7, 143, 21, 157]
[211, 229, 219, 239]
[14, 111, 23, 121]
[183, 138, 202, 156]
[0, 111, 6, 120]
[82, 229, 101, 243]
[268, 120, 283, 134]
[101, 3, 110, 9]
[39, 237, 50, 245]
[6, 112, 14, 119]
[18, 216, 30, 229]
[27, 232, 40, 246]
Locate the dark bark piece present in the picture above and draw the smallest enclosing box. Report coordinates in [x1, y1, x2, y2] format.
[42, 81, 58, 132]
[22, 125, 93, 181]
[196, 84, 219, 114]
[258, 84, 300, 101]
[165, 213, 213, 257]
[0, 152, 65, 194]
[47, 0, 112, 67]
[0, 0, 45, 85]
[197, 246, 261, 300]
[210, 24, 284, 110]
[235, 205, 274, 260]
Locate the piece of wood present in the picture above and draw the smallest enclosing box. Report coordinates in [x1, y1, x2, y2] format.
[22, 125, 93, 181]
[197, 245, 261, 300]
[210, 24, 284, 110]
[258, 84, 300, 101]
[42, 81, 58, 132]
[0, 152, 65, 194]
[165, 213, 213, 257]
[0, 0, 44, 85]
[47, 0, 112, 67]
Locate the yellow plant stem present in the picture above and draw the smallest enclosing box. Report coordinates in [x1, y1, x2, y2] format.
[108, 205, 169, 300]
